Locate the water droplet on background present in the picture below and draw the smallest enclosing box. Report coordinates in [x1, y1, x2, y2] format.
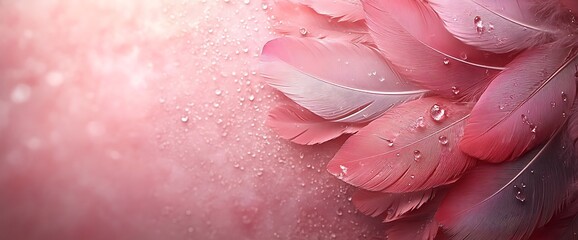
[451, 86, 460, 95]
[443, 58, 450, 65]
[430, 104, 447, 122]
[561, 91, 568, 102]
[299, 27, 308, 36]
[181, 115, 189, 123]
[415, 116, 425, 128]
[513, 185, 526, 203]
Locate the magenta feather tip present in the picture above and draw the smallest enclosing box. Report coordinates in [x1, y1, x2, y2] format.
[261, 0, 578, 239]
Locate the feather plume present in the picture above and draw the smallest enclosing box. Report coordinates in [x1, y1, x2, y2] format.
[267, 103, 364, 145]
[289, 0, 365, 22]
[436, 125, 577, 240]
[260, 37, 427, 123]
[460, 46, 577, 162]
[270, 0, 372, 43]
[326, 97, 477, 192]
[362, 0, 512, 99]
[352, 188, 436, 221]
[428, 0, 578, 53]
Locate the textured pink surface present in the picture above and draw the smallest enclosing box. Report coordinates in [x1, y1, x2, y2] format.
[0, 1, 385, 239]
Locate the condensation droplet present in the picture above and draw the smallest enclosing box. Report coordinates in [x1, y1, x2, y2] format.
[261, 3, 268, 10]
[550, 101, 556, 108]
[413, 150, 422, 161]
[438, 135, 449, 145]
[513, 185, 526, 203]
[248, 95, 255, 101]
[181, 115, 189, 123]
[451, 86, 460, 95]
[474, 16, 484, 34]
[530, 124, 537, 133]
[410, 175, 415, 179]
[299, 27, 308, 36]
[215, 89, 222, 96]
[561, 91, 568, 102]
[243, 0, 250, 4]
[562, 112, 567, 118]
[443, 58, 450, 65]
[430, 104, 447, 122]
[415, 116, 425, 128]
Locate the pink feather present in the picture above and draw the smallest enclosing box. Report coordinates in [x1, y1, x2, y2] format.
[326, 97, 477, 193]
[352, 188, 436, 221]
[267, 103, 364, 145]
[362, 0, 512, 99]
[428, 0, 578, 53]
[270, 0, 372, 43]
[436, 126, 577, 240]
[290, 0, 365, 22]
[260, 37, 427, 123]
[460, 46, 577, 163]
[383, 191, 444, 240]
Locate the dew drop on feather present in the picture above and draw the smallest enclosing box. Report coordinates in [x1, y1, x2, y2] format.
[430, 104, 446, 122]
[438, 135, 449, 145]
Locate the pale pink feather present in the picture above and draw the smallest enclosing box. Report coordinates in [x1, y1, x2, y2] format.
[428, 0, 578, 53]
[460, 46, 577, 163]
[352, 188, 435, 222]
[260, 37, 427, 123]
[270, 0, 372, 43]
[267, 103, 364, 145]
[290, 0, 365, 22]
[362, 0, 511, 99]
[326, 97, 477, 193]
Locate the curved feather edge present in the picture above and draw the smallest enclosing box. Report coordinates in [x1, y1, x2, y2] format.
[327, 97, 477, 193]
[289, 0, 365, 22]
[267, 103, 364, 145]
[436, 122, 577, 240]
[460, 46, 578, 162]
[260, 37, 427, 123]
[352, 188, 436, 221]
[269, 0, 372, 43]
[383, 190, 446, 240]
[361, 0, 507, 99]
[428, 0, 577, 53]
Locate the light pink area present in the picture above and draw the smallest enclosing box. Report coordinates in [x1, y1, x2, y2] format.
[0, 0, 384, 239]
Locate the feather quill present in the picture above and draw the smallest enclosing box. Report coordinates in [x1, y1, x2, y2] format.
[260, 37, 427, 123]
[267, 103, 364, 145]
[436, 125, 577, 240]
[326, 97, 477, 192]
[460, 46, 577, 162]
[362, 0, 511, 99]
[428, 0, 577, 53]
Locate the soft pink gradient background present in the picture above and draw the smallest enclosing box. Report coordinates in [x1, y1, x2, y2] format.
[0, 0, 385, 239]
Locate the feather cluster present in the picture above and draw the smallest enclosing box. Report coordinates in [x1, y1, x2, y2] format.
[260, 0, 578, 239]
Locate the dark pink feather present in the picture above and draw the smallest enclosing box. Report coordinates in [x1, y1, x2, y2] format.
[460, 46, 577, 163]
[290, 0, 365, 22]
[327, 97, 477, 193]
[352, 188, 435, 222]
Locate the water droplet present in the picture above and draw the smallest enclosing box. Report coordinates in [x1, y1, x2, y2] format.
[336, 208, 344, 216]
[248, 95, 255, 101]
[410, 175, 415, 179]
[261, 3, 268, 10]
[383, 138, 394, 147]
[498, 104, 505, 110]
[563, 112, 567, 118]
[181, 115, 189, 123]
[460, 52, 468, 60]
[474, 16, 484, 34]
[299, 27, 308, 36]
[530, 124, 537, 133]
[562, 91, 568, 102]
[379, 77, 385, 82]
[438, 135, 449, 145]
[451, 86, 460, 95]
[550, 101, 556, 108]
[340, 165, 348, 174]
[243, 0, 250, 4]
[513, 185, 526, 203]
[215, 89, 222, 96]
[413, 150, 422, 161]
[415, 116, 425, 128]
[430, 104, 447, 122]
[443, 58, 450, 65]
